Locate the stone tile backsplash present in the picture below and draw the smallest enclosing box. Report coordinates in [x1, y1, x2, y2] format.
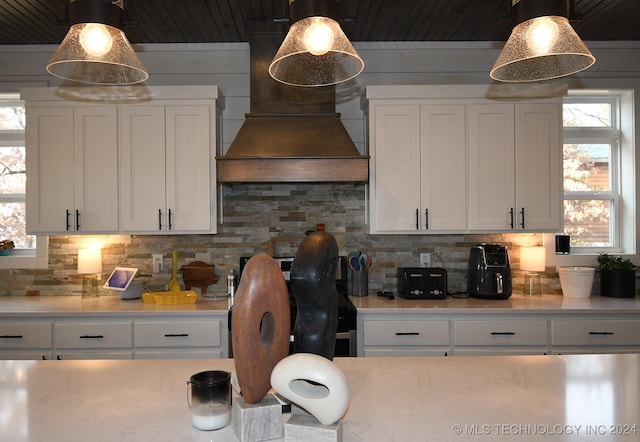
[0, 184, 563, 296]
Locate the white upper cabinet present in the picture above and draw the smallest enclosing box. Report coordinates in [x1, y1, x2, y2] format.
[468, 102, 562, 231]
[368, 98, 467, 233]
[23, 86, 222, 235]
[420, 104, 467, 231]
[120, 104, 214, 233]
[366, 85, 564, 235]
[119, 106, 166, 232]
[25, 105, 119, 234]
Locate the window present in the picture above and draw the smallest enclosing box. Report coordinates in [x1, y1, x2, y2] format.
[562, 91, 635, 255]
[0, 94, 47, 269]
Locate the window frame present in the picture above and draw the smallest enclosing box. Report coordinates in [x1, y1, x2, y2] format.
[545, 89, 635, 264]
[0, 94, 48, 270]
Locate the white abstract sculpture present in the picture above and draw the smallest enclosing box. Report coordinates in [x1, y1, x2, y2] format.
[270, 353, 350, 426]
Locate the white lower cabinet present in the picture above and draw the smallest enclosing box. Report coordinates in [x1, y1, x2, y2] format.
[133, 319, 224, 359]
[0, 313, 228, 361]
[0, 321, 53, 360]
[358, 311, 640, 357]
[551, 319, 640, 354]
[453, 319, 548, 355]
[361, 318, 450, 356]
[54, 321, 133, 360]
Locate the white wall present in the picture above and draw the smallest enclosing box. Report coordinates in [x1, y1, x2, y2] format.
[4, 41, 640, 155]
[2, 40, 640, 262]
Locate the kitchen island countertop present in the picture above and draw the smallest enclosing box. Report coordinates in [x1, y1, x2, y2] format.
[3, 354, 640, 441]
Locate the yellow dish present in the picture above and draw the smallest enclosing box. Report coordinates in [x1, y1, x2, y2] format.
[142, 291, 198, 304]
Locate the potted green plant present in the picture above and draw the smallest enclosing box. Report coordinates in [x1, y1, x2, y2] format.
[0, 239, 14, 256]
[597, 253, 637, 298]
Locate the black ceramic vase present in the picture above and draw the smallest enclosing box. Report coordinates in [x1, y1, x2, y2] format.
[600, 269, 636, 298]
[290, 231, 339, 360]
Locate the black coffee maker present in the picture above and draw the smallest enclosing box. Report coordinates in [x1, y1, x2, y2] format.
[467, 244, 512, 299]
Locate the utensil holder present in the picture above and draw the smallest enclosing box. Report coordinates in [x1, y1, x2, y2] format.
[352, 270, 368, 297]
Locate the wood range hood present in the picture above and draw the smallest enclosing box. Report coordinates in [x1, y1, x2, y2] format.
[216, 30, 369, 184]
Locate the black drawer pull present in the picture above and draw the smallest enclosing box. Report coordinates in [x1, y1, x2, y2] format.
[490, 332, 516, 335]
[396, 332, 420, 336]
[79, 335, 104, 339]
[0, 335, 23, 339]
[164, 333, 189, 337]
[588, 331, 614, 335]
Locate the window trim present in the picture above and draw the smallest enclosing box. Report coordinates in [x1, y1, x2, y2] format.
[545, 89, 636, 267]
[0, 94, 48, 270]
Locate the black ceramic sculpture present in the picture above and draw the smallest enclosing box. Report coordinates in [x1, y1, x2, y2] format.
[290, 231, 339, 360]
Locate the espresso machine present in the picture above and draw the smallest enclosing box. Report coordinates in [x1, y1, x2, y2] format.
[467, 244, 512, 299]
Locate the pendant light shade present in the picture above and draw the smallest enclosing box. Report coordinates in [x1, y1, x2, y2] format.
[490, 0, 595, 82]
[47, 0, 148, 85]
[269, 0, 364, 87]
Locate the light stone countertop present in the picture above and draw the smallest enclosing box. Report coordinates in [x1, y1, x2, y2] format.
[0, 294, 231, 317]
[351, 293, 640, 314]
[3, 354, 640, 441]
[1, 293, 640, 316]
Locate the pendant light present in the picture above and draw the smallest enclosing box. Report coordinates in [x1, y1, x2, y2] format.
[490, 0, 595, 82]
[46, 0, 148, 85]
[269, 0, 364, 87]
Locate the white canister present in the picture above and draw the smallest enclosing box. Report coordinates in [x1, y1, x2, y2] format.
[558, 267, 595, 298]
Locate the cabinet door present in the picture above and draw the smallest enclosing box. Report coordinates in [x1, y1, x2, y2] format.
[73, 107, 119, 232]
[165, 105, 213, 232]
[370, 104, 421, 232]
[552, 319, 640, 347]
[119, 106, 167, 232]
[420, 104, 467, 231]
[25, 107, 75, 233]
[54, 322, 132, 348]
[0, 322, 52, 359]
[468, 104, 516, 231]
[514, 103, 562, 231]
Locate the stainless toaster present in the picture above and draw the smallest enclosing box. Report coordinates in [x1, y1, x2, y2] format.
[397, 267, 448, 299]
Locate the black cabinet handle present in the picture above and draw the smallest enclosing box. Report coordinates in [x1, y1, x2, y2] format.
[0, 335, 23, 339]
[520, 207, 525, 229]
[164, 333, 189, 337]
[158, 209, 163, 230]
[79, 335, 104, 339]
[425, 208, 429, 230]
[490, 332, 516, 335]
[588, 331, 614, 335]
[168, 209, 173, 230]
[415, 208, 419, 230]
[509, 208, 514, 229]
[396, 332, 420, 336]
[75, 209, 80, 230]
[66, 209, 71, 231]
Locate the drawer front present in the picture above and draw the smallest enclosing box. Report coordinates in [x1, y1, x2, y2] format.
[552, 320, 640, 346]
[54, 322, 132, 349]
[363, 320, 449, 346]
[0, 322, 52, 349]
[134, 321, 221, 348]
[454, 320, 548, 346]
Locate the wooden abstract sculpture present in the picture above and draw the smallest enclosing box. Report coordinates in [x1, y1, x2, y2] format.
[290, 231, 339, 360]
[231, 254, 290, 404]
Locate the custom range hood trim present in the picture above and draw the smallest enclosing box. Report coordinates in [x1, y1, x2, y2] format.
[217, 27, 368, 184]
